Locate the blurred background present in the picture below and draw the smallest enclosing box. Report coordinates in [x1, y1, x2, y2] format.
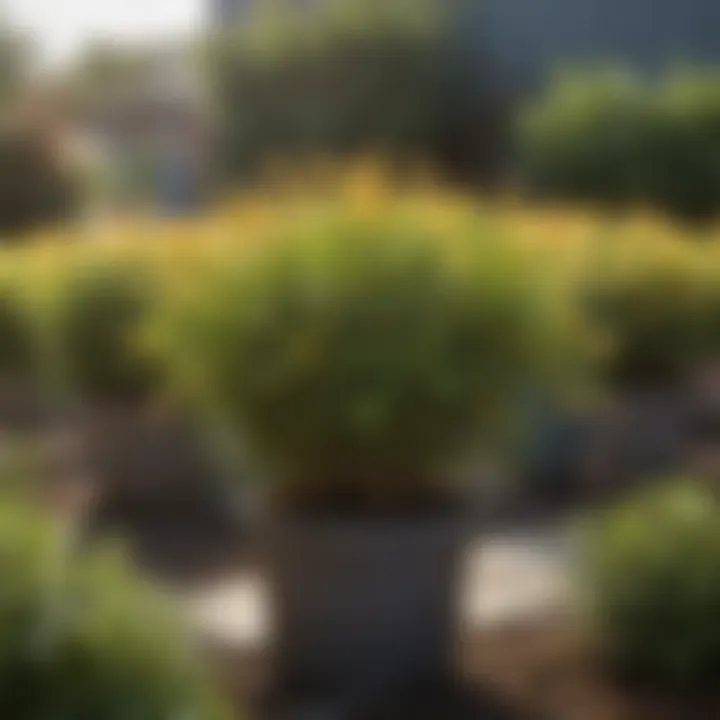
[0, 1, 719, 718]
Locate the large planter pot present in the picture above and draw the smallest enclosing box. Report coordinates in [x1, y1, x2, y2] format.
[267, 512, 470, 704]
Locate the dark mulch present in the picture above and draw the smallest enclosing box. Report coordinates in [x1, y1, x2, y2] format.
[213, 614, 720, 720]
[71, 505, 720, 719]
[256, 683, 526, 720]
[79, 497, 249, 584]
[359, 682, 531, 720]
[464, 615, 720, 720]
[27, 429, 720, 719]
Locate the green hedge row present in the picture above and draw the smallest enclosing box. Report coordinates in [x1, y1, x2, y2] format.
[519, 68, 720, 222]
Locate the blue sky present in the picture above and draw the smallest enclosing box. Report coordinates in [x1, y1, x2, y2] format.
[5, 0, 204, 65]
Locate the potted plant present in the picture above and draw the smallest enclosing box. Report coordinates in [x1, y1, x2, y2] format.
[0, 495, 232, 718]
[34, 253, 230, 541]
[161, 208, 573, 705]
[583, 479, 720, 690]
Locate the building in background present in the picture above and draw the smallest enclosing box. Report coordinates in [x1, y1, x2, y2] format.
[66, 44, 209, 216]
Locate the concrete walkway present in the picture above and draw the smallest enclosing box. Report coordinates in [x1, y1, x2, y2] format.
[187, 525, 572, 651]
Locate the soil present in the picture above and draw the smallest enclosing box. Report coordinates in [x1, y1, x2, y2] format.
[20, 427, 720, 719]
[463, 615, 720, 720]
[34, 480, 715, 719]
[216, 614, 720, 719]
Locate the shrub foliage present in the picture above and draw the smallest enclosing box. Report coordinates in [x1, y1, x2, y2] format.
[583, 481, 720, 688]
[211, 0, 499, 184]
[35, 257, 160, 406]
[158, 207, 577, 507]
[0, 498, 230, 718]
[583, 241, 720, 387]
[519, 68, 720, 221]
[0, 127, 77, 238]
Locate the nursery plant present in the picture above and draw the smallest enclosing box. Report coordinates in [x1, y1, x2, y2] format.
[0, 496, 232, 718]
[583, 479, 720, 689]
[159, 204, 581, 699]
[24, 251, 218, 530]
[582, 240, 720, 388]
[519, 67, 720, 221]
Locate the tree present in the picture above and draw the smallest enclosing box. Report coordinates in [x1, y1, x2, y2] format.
[210, 0, 501, 185]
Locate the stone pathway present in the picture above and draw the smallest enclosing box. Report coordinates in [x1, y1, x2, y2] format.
[187, 524, 572, 651]
[465, 526, 572, 625]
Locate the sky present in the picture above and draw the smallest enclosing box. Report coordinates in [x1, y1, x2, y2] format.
[5, 0, 205, 66]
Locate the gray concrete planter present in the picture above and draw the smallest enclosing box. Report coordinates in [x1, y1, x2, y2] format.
[266, 513, 470, 703]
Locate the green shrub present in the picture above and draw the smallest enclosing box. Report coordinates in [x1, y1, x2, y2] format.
[583, 248, 720, 387]
[40, 259, 160, 406]
[642, 70, 720, 221]
[211, 0, 495, 183]
[519, 69, 648, 207]
[160, 210, 576, 508]
[0, 498, 231, 717]
[519, 68, 720, 221]
[0, 260, 46, 426]
[583, 480, 720, 688]
[0, 264, 36, 380]
[0, 127, 77, 239]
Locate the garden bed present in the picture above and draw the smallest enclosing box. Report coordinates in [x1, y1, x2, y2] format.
[466, 615, 720, 720]
[213, 612, 720, 719]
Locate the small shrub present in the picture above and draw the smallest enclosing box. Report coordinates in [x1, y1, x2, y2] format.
[0, 262, 36, 379]
[583, 480, 720, 688]
[0, 127, 77, 239]
[40, 257, 160, 406]
[518, 69, 649, 208]
[0, 498, 231, 717]
[159, 208, 578, 508]
[583, 244, 720, 387]
[519, 68, 720, 221]
[641, 70, 720, 222]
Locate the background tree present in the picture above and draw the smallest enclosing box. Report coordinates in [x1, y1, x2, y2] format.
[210, 0, 504, 186]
